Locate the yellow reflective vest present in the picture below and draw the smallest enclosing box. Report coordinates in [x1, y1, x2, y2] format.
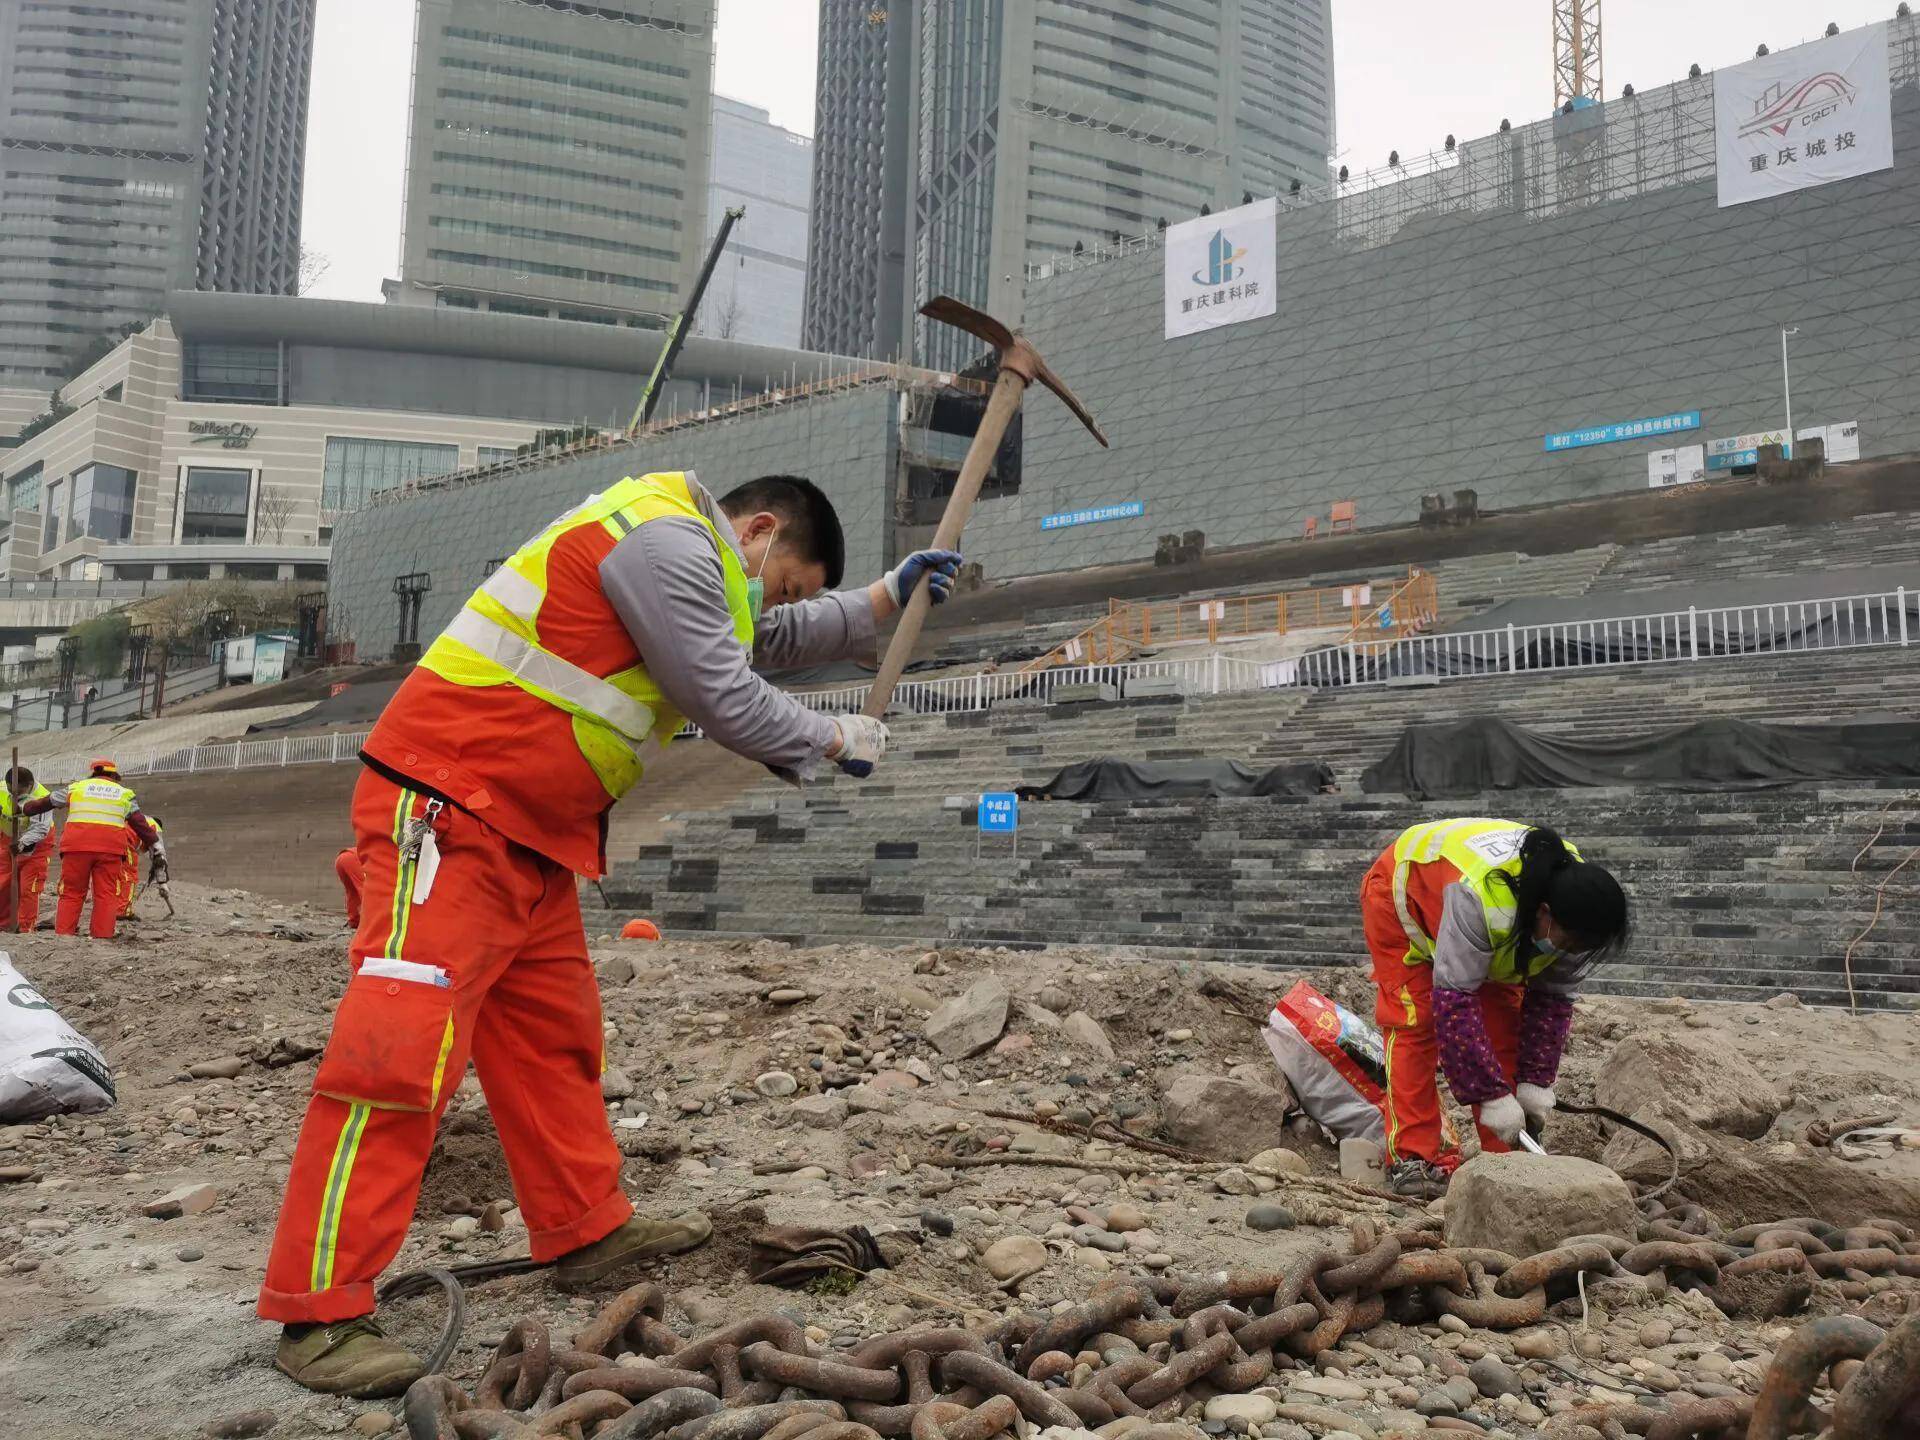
[1389, 818, 1584, 985]
[414, 472, 756, 803]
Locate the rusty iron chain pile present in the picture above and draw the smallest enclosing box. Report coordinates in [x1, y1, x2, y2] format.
[398, 1211, 1920, 1440]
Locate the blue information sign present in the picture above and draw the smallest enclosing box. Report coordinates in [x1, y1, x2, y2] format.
[1544, 410, 1701, 453]
[978, 793, 1019, 832]
[1040, 500, 1144, 531]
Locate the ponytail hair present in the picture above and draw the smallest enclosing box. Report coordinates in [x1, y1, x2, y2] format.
[1488, 826, 1631, 970]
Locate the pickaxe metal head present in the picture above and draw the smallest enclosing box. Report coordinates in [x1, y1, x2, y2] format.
[920, 297, 1109, 448]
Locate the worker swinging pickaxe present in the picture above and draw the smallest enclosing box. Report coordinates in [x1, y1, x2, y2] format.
[860, 299, 1109, 717]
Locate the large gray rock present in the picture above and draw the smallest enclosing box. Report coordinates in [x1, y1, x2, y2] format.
[924, 977, 1011, 1058]
[1160, 1074, 1294, 1160]
[1444, 1154, 1638, 1256]
[1596, 1030, 1784, 1139]
[1062, 1010, 1114, 1057]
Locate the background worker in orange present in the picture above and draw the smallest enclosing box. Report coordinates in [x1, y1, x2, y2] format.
[334, 848, 363, 929]
[259, 469, 961, 1398]
[2, 765, 56, 931]
[117, 821, 140, 917]
[1360, 820, 1629, 1201]
[26, 759, 165, 939]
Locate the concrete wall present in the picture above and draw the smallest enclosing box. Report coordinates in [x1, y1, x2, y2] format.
[0, 388, 46, 443]
[328, 383, 898, 656]
[964, 55, 1920, 578]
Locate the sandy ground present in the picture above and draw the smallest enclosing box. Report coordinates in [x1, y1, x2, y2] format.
[0, 882, 1915, 1440]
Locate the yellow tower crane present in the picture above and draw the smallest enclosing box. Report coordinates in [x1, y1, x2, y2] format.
[1554, 0, 1604, 110]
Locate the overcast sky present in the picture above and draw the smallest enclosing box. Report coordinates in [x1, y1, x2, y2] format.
[302, 0, 1902, 303]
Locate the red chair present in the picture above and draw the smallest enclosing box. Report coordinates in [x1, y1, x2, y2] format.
[1329, 500, 1356, 535]
[1303, 515, 1319, 539]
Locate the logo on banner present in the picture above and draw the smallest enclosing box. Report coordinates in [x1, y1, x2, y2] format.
[1164, 197, 1278, 340]
[1715, 23, 1894, 208]
[1193, 229, 1248, 287]
[1738, 71, 1860, 139]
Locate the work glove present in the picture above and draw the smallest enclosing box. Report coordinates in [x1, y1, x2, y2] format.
[830, 714, 889, 779]
[1477, 1093, 1527, 1145]
[1516, 1083, 1557, 1124]
[882, 549, 964, 608]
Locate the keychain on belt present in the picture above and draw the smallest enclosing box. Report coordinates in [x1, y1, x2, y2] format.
[402, 798, 445, 905]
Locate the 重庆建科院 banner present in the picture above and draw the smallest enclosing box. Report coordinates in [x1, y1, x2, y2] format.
[1164, 197, 1278, 339]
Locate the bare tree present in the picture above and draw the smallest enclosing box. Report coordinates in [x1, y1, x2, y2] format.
[254, 485, 302, 543]
[711, 290, 745, 341]
[297, 247, 332, 296]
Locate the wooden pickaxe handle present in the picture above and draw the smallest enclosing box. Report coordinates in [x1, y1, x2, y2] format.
[861, 299, 1108, 723]
[862, 370, 1028, 719]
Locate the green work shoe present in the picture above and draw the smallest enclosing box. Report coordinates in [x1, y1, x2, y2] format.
[555, 1211, 713, 1291]
[275, 1317, 425, 1398]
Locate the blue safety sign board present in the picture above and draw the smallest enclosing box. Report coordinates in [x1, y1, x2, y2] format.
[978, 793, 1018, 832]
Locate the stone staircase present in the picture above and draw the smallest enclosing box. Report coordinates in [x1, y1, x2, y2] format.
[604, 645, 1920, 1010]
[1586, 511, 1920, 593]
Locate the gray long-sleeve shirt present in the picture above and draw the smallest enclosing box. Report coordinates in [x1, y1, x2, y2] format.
[1433, 883, 1584, 997]
[598, 477, 876, 769]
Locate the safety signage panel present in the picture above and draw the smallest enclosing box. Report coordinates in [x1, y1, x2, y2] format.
[1715, 23, 1895, 208]
[1041, 500, 1144, 532]
[1706, 430, 1792, 471]
[1545, 410, 1701, 452]
[978, 793, 1018, 833]
[1164, 197, 1278, 339]
[1647, 445, 1708, 488]
[1797, 420, 1861, 462]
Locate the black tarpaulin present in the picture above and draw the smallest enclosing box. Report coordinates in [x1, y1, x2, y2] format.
[1361, 716, 1920, 799]
[1018, 757, 1336, 801]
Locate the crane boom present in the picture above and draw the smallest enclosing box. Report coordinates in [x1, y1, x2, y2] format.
[626, 206, 745, 435]
[1553, 0, 1604, 110]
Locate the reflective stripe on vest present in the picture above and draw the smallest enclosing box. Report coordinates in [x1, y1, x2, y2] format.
[67, 779, 136, 832]
[437, 608, 657, 742]
[416, 471, 755, 801]
[1389, 818, 1583, 984]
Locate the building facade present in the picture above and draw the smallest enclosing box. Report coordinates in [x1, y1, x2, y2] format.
[335, 17, 1920, 600]
[0, 0, 316, 404]
[700, 95, 812, 349]
[0, 292, 874, 589]
[961, 17, 1920, 577]
[801, 1, 913, 360]
[389, 0, 716, 326]
[909, 0, 1336, 370]
[800, 0, 1336, 369]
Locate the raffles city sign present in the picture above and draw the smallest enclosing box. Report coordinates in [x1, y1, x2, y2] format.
[188, 420, 259, 450]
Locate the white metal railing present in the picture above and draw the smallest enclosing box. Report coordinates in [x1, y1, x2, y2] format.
[116, 728, 374, 779]
[1285, 587, 1913, 689]
[91, 586, 1918, 780]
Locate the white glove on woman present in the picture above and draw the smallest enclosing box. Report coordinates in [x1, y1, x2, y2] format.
[1477, 1093, 1527, 1144]
[1516, 1083, 1557, 1123]
[830, 714, 890, 778]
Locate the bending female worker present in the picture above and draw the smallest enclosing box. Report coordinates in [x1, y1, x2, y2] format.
[1361, 819, 1630, 1200]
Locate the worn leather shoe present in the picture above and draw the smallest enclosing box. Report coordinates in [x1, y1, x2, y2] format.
[275, 1317, 424, 1398]
[555, 1211, 713, 1291]
[1385, 1157, 1451, 1201]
